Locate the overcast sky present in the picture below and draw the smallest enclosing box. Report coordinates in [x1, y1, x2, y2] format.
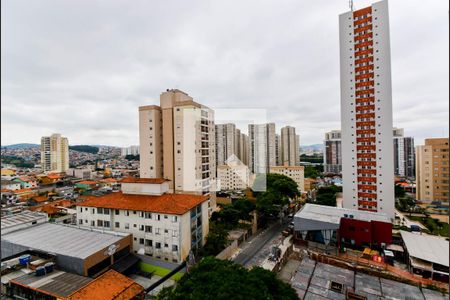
[1, 0, 448, 147]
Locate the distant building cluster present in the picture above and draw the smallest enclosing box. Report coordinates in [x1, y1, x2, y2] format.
[121, 145, 139, 157]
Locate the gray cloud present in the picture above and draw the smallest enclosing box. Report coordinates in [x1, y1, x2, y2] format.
[1, 0, 448, 147]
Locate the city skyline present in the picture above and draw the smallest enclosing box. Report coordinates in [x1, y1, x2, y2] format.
[1, 0, 448, 147]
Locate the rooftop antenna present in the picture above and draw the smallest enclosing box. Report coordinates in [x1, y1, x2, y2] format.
[349, 0, 353, 11]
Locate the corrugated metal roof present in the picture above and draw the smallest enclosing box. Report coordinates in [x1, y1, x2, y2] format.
[2, 223, 129, 259]
[400, 231, 449, 267]
[294, 204, 391, 224]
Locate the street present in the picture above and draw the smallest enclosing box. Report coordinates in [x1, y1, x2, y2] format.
[232, 218, 288, 267]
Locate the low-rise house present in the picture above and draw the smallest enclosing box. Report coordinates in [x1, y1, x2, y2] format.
[75, 180, 99, 191]
[12, 176, 38, 189]
[1, 180, 21, 191]
[76, 178, 210, 264]
[400, 230, 449, 283]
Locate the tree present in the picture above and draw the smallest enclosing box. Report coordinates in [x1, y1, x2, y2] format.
[395, 184, 406, 198]
[199, 223, 229, 256]
[314, 185, 342, 207]
[304, 165, 321, 178]
[255, 174, 300, 218]
[155, 257, 298, 300]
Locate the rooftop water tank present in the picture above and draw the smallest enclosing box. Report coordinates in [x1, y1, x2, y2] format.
[19, 254, 31, 266]
[44, 262, 54, 273]
[35, 266, 46, 276]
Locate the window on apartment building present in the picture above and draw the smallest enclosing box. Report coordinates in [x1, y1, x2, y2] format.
[156, 242, 161, 249]
[125, 223, 130, 229]
[157, 215, 161, 221]
[145, 226, 152, 233]
[104, 221, 110, 228]
[155, 228, 161, 235]
[104, 208, 110, 215]
[139, 225, 144, 231]
[145, 212, 152, 219]
[91, 221, 95, 226]
[164, 243, 169, 248]
[133, 211, 137, 214]
[79, 219, 83, 225]
[139, 212, 144, 218]
[173, 230, 178, 237]
[125, 210, 130, 216]
[145, 239, 152, 247]
[115, 210, 119, 215]
[85, 207, 89, 212]
[172, 245, 178, 252]
[85, 220, 88, 224]
[164, 229, 169, 234]
[139, 238, 144, 245]
[97, 220, 103, 227]
[79, 207, 83, 213]
[98, 208, 103, 214]
[115, 222, 120, 228]
[134, 224, 137, 227]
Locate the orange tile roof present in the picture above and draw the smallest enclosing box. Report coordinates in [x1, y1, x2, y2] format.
[120, 177, 169, 184]
[79, 191, 208, 215]
[13, 188, 34, 194]
[33, 196, 48, 203]
[69, 270, 144, 300]
[1, 189, 12, 193]
[77, 180, 98, 185]
[47, 173, 65, 179]
[100, 178, 118, 183]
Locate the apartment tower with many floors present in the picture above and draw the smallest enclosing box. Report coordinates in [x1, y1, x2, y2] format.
[139, 89, 216, 213]
[40, 133, 69, 173]
[393, 128, 415, 178]
[324, 130, 342, 174]
[339, 0, 395, 219]
[280, 126, 300, 166]
[415, 138, 449, 203]
[248, 123, 276, 174]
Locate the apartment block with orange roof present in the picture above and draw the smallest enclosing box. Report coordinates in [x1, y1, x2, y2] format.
[76, 178, 209, 263]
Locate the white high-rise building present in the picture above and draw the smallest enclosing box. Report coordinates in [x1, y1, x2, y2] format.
[392, 128, 415, 178]
[40, 133, 69, 173]
[121, 145, 140, 157]
[339, 0, 394, 219]
[139, 89, 216, 214]
[248, 123, 276, 174]
[280, 126, 300, 166]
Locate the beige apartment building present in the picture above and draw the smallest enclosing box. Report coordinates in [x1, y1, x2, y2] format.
[415, 138, 449, 203]
[40, 133, 69, 173]
[281, 126, 300, 166]
[139, 89, 216, 213]
[269, 165, 304, 192]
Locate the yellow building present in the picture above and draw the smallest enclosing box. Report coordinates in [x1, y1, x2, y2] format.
[416, 138, 449, 203]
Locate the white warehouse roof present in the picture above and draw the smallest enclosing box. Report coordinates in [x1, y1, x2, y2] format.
[400, 231, 449, 267]
[1, 223, 130, 259]
[295, 204, 391, 224]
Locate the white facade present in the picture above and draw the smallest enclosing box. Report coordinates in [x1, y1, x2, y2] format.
[339, 0, 394, 219]
[269, 166, 305, 193]
[40, 133, 69, 173]
[121, 145, 140, 157]
[248, 123, 276, 174]
[76, 182, 209, 263]
[217, 159, 250, 191]
[65, 168, 92, 180]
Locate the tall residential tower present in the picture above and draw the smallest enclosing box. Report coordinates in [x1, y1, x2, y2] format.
[40, 133, 69, 173]
[339, 0, 394, 219]
[139, 89, 216, 213]
[280, 126, 300, 166]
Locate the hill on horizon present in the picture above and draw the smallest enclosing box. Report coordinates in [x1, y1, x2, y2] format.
[2, 143, 40, 149]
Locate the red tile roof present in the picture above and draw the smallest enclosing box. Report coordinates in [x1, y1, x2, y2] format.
[69, 270, 144, 300]
[100, 178, 118, 183]
[77, 180, 98, 185]
[78, 191, 208, 215]
[120, 177, 169, 184]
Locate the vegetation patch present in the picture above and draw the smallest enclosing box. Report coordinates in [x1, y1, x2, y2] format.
[139, 262, 184, 281]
